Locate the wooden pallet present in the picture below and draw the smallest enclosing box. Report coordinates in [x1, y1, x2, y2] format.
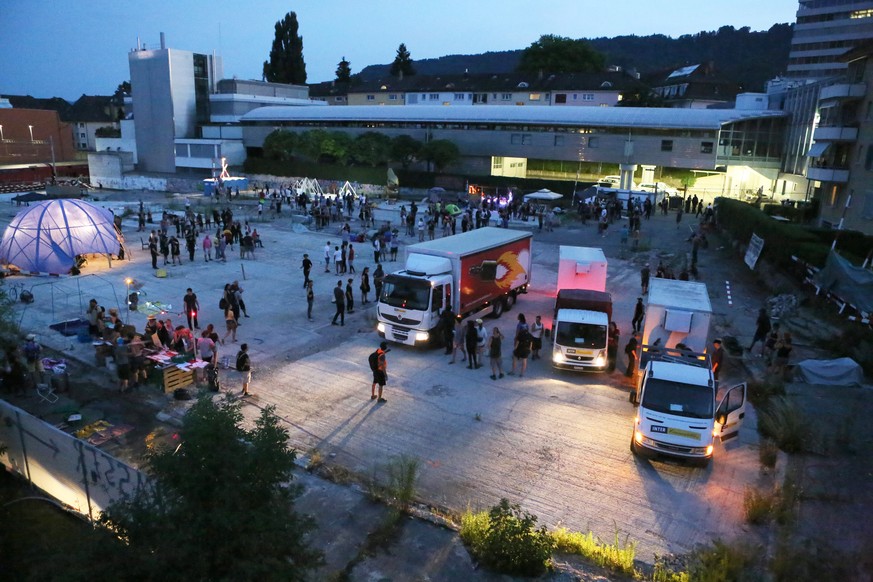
[162, 366, 194, 393]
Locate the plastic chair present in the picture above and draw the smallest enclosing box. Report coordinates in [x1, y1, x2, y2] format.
[37, 382, 58, 404]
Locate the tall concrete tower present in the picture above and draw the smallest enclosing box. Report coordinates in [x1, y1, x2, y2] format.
[787, 0, 873, 81]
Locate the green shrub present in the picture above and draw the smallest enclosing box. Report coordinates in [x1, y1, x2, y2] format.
[743, 487, 774, 525]
[385, 454, 419, 511]
[746, 379, 785, 407]
[771, 538, 859, 582]
[759, 439, 779, 469]
[756, 396, 808, 453]
[459, 499, 555, 577]
[685, 540, 762, 582]
[551, 527, 636, 574]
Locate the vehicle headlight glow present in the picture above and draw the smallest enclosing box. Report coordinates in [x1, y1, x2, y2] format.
[705, 445, 714, 456]
[377, 323, 385, 333]
[594, 350, 606, 367]
[415, 331, 429, 342]
[634, 430, 644, 444]
[552, 350, 565, 363]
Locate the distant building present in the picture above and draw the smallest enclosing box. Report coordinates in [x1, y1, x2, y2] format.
[787, 0, 873, 82]
[647, 63, 742, 109]
[68, 95, 123, 151]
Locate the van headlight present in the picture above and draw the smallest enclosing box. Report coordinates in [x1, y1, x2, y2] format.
[593, 350, 606, 367]
[377, 323, 386, 333]
[705, 444, 714, 457]
[552, 350, 565, 363]
[415, 331, 429, 342]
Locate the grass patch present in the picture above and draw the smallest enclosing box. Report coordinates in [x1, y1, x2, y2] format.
[771, 537, 861, 582]
[756, 396, 810, 453]
[743, 486, 775, 525]
[367, 454, 420, 511]
[747, 378, 785, 408]
[551, 527, 636, 575]
[758, 439, 779, 469]
[686, 540, 762, 582]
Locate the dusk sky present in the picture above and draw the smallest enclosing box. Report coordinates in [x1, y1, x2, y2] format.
[1, 0, 799, 101]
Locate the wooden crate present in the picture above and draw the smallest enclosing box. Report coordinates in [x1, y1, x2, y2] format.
[162, 365, 194, 393]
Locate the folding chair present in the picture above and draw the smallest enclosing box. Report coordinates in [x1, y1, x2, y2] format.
[37, 382, 58, 404]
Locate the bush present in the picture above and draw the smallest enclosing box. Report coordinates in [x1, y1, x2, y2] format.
[551, 527, 636, 575]
[743, 487, 774, 525]
[759, 439, 779, 469]
[459, 499, 555, 576]
[746, 379, 785, 408]
[757, 396, 809, 453]
[685, 540, 762, 582]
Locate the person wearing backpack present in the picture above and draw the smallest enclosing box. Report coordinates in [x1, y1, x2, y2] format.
[369, 341, 389, 403]
[236, 343, 252, 396]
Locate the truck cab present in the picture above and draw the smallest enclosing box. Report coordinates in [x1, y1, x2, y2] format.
[377, 255, 453, 346]
[630, 348, 746, 466]
[551, 289, 612, 371]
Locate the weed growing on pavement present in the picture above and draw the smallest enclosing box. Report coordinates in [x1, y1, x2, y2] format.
[757, 396, 809, 453]
[747, 378, 785, 407]
[306, 448, 323, 471]
[551, 527, 636, 575]
[743, 486, 775, 525]
[366, 454, 420, 511]
[758, 439, 779, 469]
[683, 540, 762, 581]
[459, 499, 555, 577]
[773, 474, 800, 526]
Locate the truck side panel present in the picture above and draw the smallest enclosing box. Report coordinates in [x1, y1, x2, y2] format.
[458, 237, 531, 314]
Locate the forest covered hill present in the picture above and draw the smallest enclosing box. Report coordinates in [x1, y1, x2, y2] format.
[358, 24, 793, 91]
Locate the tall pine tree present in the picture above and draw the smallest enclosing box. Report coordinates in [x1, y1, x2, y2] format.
[390, 43, 416, 77]
[335, 56, 351, 83]
[263, 11, 307, 84]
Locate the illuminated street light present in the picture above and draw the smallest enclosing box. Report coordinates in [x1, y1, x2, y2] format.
[125, 277, 133, 323]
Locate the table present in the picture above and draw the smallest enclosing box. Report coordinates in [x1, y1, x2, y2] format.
[144, 349, 208, 393]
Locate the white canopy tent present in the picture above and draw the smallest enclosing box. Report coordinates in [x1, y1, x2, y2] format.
[0, 199, 122, 275]
[523, 189, 563, 202]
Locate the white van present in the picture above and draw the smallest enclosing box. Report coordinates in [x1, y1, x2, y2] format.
[639, 182, 679, 197]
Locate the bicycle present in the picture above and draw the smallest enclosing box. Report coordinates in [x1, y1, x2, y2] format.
[3, 280, 26, 302]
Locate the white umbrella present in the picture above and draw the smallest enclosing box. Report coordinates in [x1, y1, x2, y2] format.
[523, 189, 563, 202]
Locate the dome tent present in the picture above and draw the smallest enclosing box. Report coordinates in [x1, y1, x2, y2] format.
[0, 199, 122, 275]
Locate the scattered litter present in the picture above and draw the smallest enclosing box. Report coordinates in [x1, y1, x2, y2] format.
[67, 413, 82, 422]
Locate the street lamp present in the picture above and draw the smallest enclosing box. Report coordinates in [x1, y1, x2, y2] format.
[125, 278, 133, 323]
[28, 125, 34, 142]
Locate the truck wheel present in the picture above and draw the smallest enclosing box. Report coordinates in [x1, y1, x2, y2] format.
[504, 294, 516, 311]
[630, 435, 639, 455]
[491, 300, 504, 318]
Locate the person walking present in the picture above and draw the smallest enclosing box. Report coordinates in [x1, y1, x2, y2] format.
[301, 254, 313, 288]
[530, 315, 544, 360]
[748, 308, 771, 355]
[509, 326, 532, 377]
[236, 343, 252, 396]
[450, 317, 466, 364]
[306, 281, 315, 321]
[465, 320, 480, 369]
[222, 303, 237, 344]
[625, 332, 640, 378]
[360, 267, 371, 304]
[711, 339, 725, 382]
[183, 288, 200, 330]
[370, 341, 389, 403]
[331, 280, 345, 326]
[488, 327, 505, 380]
[202, 233, 213, 262]
[640, 263, 651, 294]
[631, 297, 645, 333]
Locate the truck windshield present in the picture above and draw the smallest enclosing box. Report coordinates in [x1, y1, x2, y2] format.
[641, 378, 713, 419]
[380, 276, 431, 311]
[555, 322, 606, 349]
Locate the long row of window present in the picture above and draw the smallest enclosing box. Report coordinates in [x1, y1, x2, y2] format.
[364, 92, 599, 102]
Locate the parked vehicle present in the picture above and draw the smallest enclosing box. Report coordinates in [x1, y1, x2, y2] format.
[641, 279, 712, 358]
[630, 347, 747, 466]
[377, 227, 532, 346]
[638, 181, 679, 197]
[551, 247, 613, 371]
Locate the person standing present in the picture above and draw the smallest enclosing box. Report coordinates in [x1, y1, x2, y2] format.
[149, 238, 159, 269]
[331, 280, 345, 326]
[114, 336, 131, 393]
[631, 297, 645, 333]
[640, 263, 651, 295]
[607, 321, 620, 372]
[488, 327, 504, 380]
[345, 278, 355, 314]
[710, 339, 725, 381]
[676, 205, 684, 229]
[748, 308, 771, 355]
[465, 320, 480, 369]
[530, 315, 544, 360]
[324, 241, 332, 272]
[360, 267, 371, 304]
[373, 263, 385, 301]
[86, 298, 102, 337]
[183, 288, 200, 330]
[771, 332, 793, 380]
[476, 319, 488, 364]
[202, 233, 213, 262]
[333, 246, 342, 275]
[370, 341, 389, 403]
[301, 253, 313, 288]
[373, 237, 381, 264]
[450, 317, 467, 364]
[233, 281, 249, 318]
[236, 343, 252, 396]
[186, 232, 196, 262]
[509, 326, 532, 377]
[624, 332, 640, 378]
[169, 235, 181, 265]
[440, 308, 456, 354]
[222, 303, 237, 344]
[417, 217, 425, 242]
[306, 281, 315, 321]
[348, 243, 356, 274]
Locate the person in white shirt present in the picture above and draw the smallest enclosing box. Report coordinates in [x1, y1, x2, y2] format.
[530, 315, 545, 360]
[324, 241, 331, 272]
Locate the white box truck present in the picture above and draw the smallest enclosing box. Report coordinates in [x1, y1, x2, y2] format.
[630, 347, 747, 466]
[641, 278, 712, 354]
[377, 227, 532, 346]
[557, 246, 607, 293]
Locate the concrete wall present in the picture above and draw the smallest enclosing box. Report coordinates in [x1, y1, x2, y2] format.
[129, 48, 177, 173]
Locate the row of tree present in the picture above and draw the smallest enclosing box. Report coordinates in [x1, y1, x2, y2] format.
[262, 129, 459, 171]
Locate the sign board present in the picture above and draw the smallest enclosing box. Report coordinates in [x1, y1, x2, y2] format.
[745, 233, 765, 270]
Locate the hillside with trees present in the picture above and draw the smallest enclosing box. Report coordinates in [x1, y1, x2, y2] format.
[358, 24, 792, 92]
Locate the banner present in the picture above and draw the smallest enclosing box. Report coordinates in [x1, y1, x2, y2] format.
[744, 233, 764, 270]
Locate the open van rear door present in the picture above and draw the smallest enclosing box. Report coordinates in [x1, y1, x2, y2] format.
[715, 382, 746, 442]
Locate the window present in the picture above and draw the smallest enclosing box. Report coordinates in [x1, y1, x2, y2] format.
[454, 93, 465, 100]
[581, 93, 594, 101]
[510, 134, 532, 145]
[429, 93, 439, 101]
[701, 141, 714, 154]
[492, 157, 503, 169]
[529, 93, 541, 101]
[555, 93, 567, 104]
[501, 93, 512, 101]
[388, 94, 398, 100]
[522, 134, 532, 145]
[366, 95, 375, 101]
[661, 140, 674, 152]
[588, 136, 599, 148]
[80, 132, 86, 138]
[554, 135, 565, 146]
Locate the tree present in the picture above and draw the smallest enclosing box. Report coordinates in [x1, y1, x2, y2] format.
[390, 43, 416, 77]
[263, 11, 307, 84]
[391, 135, 422, 169]
[335, 56, 352, 83]
[420, 139, 459, 172]
[66, 397, 322, 581]
[517, 34, 604, 74]
[263, 129, 298, 161]
[351, 132, 392, 167]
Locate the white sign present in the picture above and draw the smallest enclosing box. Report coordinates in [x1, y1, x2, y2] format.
[745, 233, 765, 270]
